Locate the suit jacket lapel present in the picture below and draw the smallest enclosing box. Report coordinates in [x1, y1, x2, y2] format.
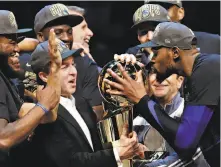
[58, 104, 93, 151]
[75, 98, 103, 151]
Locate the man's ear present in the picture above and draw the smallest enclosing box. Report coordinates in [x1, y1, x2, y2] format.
[38, 72, 48, 83]
[177, 7, 185, 21]
[177, 76, 184, 89]
[36, 32, 45, 42]
[171, 47, 180, 62]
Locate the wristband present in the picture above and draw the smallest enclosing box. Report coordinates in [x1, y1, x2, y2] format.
[36, 102, 49, 114]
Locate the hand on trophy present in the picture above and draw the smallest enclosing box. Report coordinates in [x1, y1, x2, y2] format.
[104, 54, 147, 104]
[112, 124, 146, 160]
[114, 54, 144, 67]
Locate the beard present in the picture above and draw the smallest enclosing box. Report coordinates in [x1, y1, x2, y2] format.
[0, 53, 25, 79]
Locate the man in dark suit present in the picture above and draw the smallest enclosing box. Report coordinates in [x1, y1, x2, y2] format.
[27, 39, 144, 167]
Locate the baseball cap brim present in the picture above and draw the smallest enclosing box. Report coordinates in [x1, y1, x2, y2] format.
[17, 36, 25, 43]
[62, 48, 83, 60]
[17, 28, 32, 34]
[44, 15, 83, 30]
[138, 40, 161, 48]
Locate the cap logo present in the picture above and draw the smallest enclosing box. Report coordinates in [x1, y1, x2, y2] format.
[142, 9, 150, 18]
[165, 39, 171, 44]
[57, 41, 68, 53]
[49, 4, 69, 17]
[8, 12, 17, 29]
[134, 4, 161, 23]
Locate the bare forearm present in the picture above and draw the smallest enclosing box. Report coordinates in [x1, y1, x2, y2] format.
[18, 38, 39, 52]
[0, 106, 45, 149]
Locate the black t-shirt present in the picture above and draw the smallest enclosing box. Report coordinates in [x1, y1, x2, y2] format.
[0, 71, 23, 167]
[188, 53, 220, 106]
[188, 53, 220, 166]
[194, 31, 220, 55]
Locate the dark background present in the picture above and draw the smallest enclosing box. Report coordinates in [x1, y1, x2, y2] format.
[0, 1, 220, 66]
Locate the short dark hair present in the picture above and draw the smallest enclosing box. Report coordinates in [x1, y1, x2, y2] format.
[66, 6, 86, 16]
[36, 62, 51, 85]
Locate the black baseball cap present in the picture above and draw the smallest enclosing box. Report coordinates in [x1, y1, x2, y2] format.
[138, 22, 196, 50]
[0, 10, 32, 42]
[30, 40, 83, 74]
[132, 4, 170, 29]
[145, 0, 182, 9]
[34, 3, 83, 33]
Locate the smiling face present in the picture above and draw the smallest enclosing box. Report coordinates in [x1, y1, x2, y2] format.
[148, 72, 184, 101]
[69, 10, 93, 53]
[60, 56, 77, 97]
[0, 35, 22, 78]
[38, 24, 73, 49]
[8, 52, 20, 71]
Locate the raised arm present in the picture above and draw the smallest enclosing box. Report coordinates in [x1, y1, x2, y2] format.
[39, 28, 62, 124]
[18, 29, 62, 124]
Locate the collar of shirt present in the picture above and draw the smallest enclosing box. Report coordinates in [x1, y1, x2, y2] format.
[60, 95, 75, 107]
[151, 92, 183, 115]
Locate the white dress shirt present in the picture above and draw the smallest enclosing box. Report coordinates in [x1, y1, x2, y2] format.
[60, 96, 94, 151]
[60, 95, 122, 167]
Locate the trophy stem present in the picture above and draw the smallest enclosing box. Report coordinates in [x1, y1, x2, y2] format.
[97, 105, 134, 167]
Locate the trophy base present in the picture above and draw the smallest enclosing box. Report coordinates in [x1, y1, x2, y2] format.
[97, 109, 133, 167]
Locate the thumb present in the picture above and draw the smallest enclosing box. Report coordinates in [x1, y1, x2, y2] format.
[137, 151, 145, 159]
[136, 144, 147, 159]
[121, 123, 129, 137]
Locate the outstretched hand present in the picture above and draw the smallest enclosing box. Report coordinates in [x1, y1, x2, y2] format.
[40, 29, 62, 124]
[48, 29, 62, 70]
[104, 63, 147, 104]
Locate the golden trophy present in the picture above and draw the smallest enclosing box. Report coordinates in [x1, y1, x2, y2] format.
[97, 60, 147, 167]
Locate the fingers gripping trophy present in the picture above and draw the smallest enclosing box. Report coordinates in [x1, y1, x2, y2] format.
[97, 54, 147, 167]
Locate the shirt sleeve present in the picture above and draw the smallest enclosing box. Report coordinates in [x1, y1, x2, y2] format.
[134, 95, 213, 158]
[188, 54, 220, 106]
